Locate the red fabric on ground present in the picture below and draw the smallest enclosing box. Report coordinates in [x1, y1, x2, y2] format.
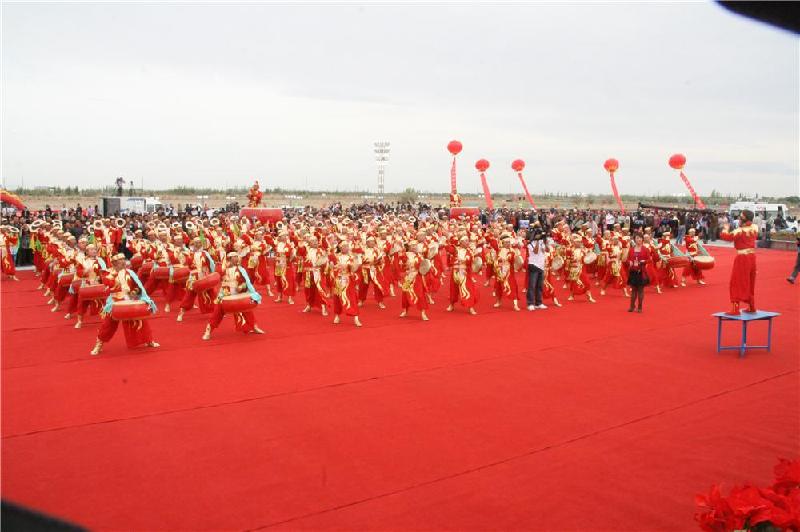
[2, 247, 798, 530]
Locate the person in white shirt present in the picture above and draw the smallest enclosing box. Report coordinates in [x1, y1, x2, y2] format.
[605, 212, 615, 230]
[526, 223, 549, 311]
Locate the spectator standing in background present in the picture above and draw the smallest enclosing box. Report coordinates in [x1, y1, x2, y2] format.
[788, 235, 800, 284]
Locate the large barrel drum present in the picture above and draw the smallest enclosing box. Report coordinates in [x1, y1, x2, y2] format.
[193, 272, 221, 292]
[130, 254, 144, 270]
[170, 266, 191, 282]
[58, 273, 74, 287]
[668, 255, 691, 269]
[220, 293, 258, 313]
[111, 300, 152, 321]
[151, 266, 170, 280]
[78, 283, 110, 300]
[693, 255, 715, 270]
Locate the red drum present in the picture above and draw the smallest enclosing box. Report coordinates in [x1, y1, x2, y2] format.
[220, 293, 258, 313]
[130, 254, 144, 270]
[71, 279, 83, 293]
[240, 207, 283, 223]
[58, 273, 74, 287]
[449, 207, 480, 219]
[111, 300, 152, 321]
[668, 255, 691, 269]
[170, 266, 190, 282]
[139, 261, 154, 276]
[79, 284, 110, 300]
[583, 251, 598, 265]
[193, 272, 220, 292]
[693, 256, 715, 270]
[152, 266, 171, 280]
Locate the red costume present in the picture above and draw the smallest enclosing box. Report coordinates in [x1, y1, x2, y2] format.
[720, 221, 758, 311]
[96, 269, 155, 349]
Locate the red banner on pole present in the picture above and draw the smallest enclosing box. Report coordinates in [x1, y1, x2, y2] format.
[517, 172, 536, 208]
[680, 171, 706, 209]
[450, 157, 457, 195]
[480, 172, 493, 210]
[609, 172, 625, 213]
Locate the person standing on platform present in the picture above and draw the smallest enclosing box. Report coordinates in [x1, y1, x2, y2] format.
[626, 233, 651, 313]
[719, 209, 758, 315]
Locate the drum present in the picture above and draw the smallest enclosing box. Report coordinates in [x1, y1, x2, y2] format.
[170, 266, 190, 282]
[220, 293, 258, 313]
[551, 256, 564, 271]
[79, 283, 110, 300]
[668, 255, 691, 269]
[139, 261, 154, 277]
[472, 256, 483, 273]
[71, 279, 83, 293]
[693, 255, 715, 270]
[111, 300, 152, 321]
[151, 266, 170, 280]
[583, 251, 598, 265]
[58, 273, 74, 287]
[193, 271, 221, 292]
[130, 254, 144, 270]
[419, 258, 432, 275]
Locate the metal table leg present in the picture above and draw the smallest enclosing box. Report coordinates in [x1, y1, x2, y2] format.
[740, 321, 748, 358]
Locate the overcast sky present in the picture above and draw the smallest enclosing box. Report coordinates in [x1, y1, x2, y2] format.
[2, 1, 798, 197]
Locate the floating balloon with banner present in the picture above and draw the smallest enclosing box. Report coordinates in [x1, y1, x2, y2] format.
[603, 158, 624, 213]
[475, 159, 493, 210]
[669, 153, 706, 209]
[447, 140, 462, 192]
[511, 159, 536, 208]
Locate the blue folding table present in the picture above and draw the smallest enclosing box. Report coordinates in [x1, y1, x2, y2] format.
[712, 310, 780, 358]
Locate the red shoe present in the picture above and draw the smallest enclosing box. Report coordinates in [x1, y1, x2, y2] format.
[726, 302, 740, 316]
[744, 300, 757, 313]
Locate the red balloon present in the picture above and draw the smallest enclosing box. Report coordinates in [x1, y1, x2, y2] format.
[669, 153, 686, 170]
[475, 159, 490, 172]
[511, 159, 525, 172]
[603, 158, 619, 173]
[447, 140, 463, 156]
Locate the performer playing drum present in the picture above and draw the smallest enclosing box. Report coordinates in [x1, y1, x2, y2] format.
[202, 252, 265, 340]
[90, 254, 159, 356]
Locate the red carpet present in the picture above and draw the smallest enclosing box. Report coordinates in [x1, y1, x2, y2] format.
[2, 247, 798, 530]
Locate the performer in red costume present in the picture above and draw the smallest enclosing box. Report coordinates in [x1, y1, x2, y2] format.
[0, 226, 20, 280]
[202, 252, 264, 339]
[300, 235, 330, 316]
[683, 228, 708, 285]
[329, 239, 363, 327]
[398, 241, 430, 320]
[91, 254, 160, 356]
[720, 209, 758, 315]
[176, 237, 218, 322]
[446, 236, 480, 315]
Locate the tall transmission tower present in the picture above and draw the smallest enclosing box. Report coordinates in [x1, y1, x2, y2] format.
[373, 141, 391, 199]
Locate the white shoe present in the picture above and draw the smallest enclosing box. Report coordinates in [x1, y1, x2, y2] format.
[535, 304, 548, 309]
[527, 305, 535, 311]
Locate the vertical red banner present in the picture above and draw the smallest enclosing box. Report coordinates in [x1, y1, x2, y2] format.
[480, 172, 493, 210]
[517, 172, 536, 208]
[609, 172, 625, 213]
[680, 171, 706, 209]
[450, 157, 457, 195]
